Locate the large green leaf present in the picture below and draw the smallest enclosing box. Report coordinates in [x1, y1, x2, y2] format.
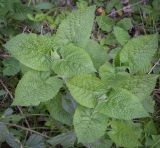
[13, 71, 63, 106]
[5, 33, 53, 71]
[122, 75, 158, 101]
[117, 18, 133, 31]
[46, 95, 72, 125]
[120, 34, 158, 73]
[25, 134, 45, 148]
[5, 133, 22, 148]
[106, 0, 122, 12]
[151, 135, 160, 148]
[142, 96, 155, 113]
[85, 39, 108, 69]
[67, 74, 107, 108]
[47, 132, 76, 148]
[73, 105, 108, 143]
[96, 88, 149, 120]
[144, 120, 157, 135]
[99, 64, 158, 101]
[108, 121, 142, 147]
[2, 57, 20, 76]
[0, 123, 21, 147]
[96, 16, 114, 32]
[100, 33, 118, 46]
[54, 6, 96, 49]
[52, 44, 95, 77]
[99, 63, 130, 88]
[89, 138, 112, 148]
[99, 63, 116, 80]
[113, 26, 130, 45]
[0, 122, 8, 143]
[61, 91, 77, 114]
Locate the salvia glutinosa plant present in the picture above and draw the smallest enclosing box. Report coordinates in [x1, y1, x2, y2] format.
[4, 5, 159, 147]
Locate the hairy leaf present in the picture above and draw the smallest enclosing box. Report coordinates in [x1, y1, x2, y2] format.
[73, 105, 108, 143]
[99, 64, 158, 101]
[96, 16, 114, 32]
[89, 138, 112, 148]
[25, 134, 45, 148]
[106, 0, 122, 12]
[113, 26, 130, 45]
[120, 34, 158, 73]
[46, 95, 72, 125]
[151, 135, 160, 148]
[85, 39, 108, 69]
[99, 63, 130, 88]
[54, 6, 96, 49]
[100, 33, 117, 46]
[144, 120, 157, 135]
[143, 96, 155, 113]
[13, 71, 63, 106]
[52, 44, 95, 77]
[2, 57, 20, 76]
[117, 18, 133, 31]
[67, 74, 107, 108]
[61, 91, 77, 114]
[96, 88, 149, 120]
[5, 133, 22, 148]
[122, 75, 158, 101]
[5, 33, 53, 71]
[47, 132, 76, 148]
[0, 123, 8, 142]
[108, 121, 142, 147]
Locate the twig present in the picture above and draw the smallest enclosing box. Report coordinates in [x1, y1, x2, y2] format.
[41, 25, 43, 35]
[148, 58, 160, 74]
[32, 0, 36, 6]
[27, 0, 32, 7]
[0, 80, 31, 130]
[31, 127, 51, 130]
[23, 26, 27, 33]
[24, 114, 49, 117]
[0, 122, 49, 139]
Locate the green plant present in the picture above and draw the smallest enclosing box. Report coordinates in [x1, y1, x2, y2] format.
[3, 4, 159, 147]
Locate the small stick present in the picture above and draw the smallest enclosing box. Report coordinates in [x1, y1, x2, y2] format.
[148, 58, 160, 74]
[0, 122, 49, 139]
[0, 80, 31, 130]
[23, 26, 27, 33]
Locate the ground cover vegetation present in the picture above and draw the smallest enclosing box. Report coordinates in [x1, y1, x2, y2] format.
[0, 0, 160, 147]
